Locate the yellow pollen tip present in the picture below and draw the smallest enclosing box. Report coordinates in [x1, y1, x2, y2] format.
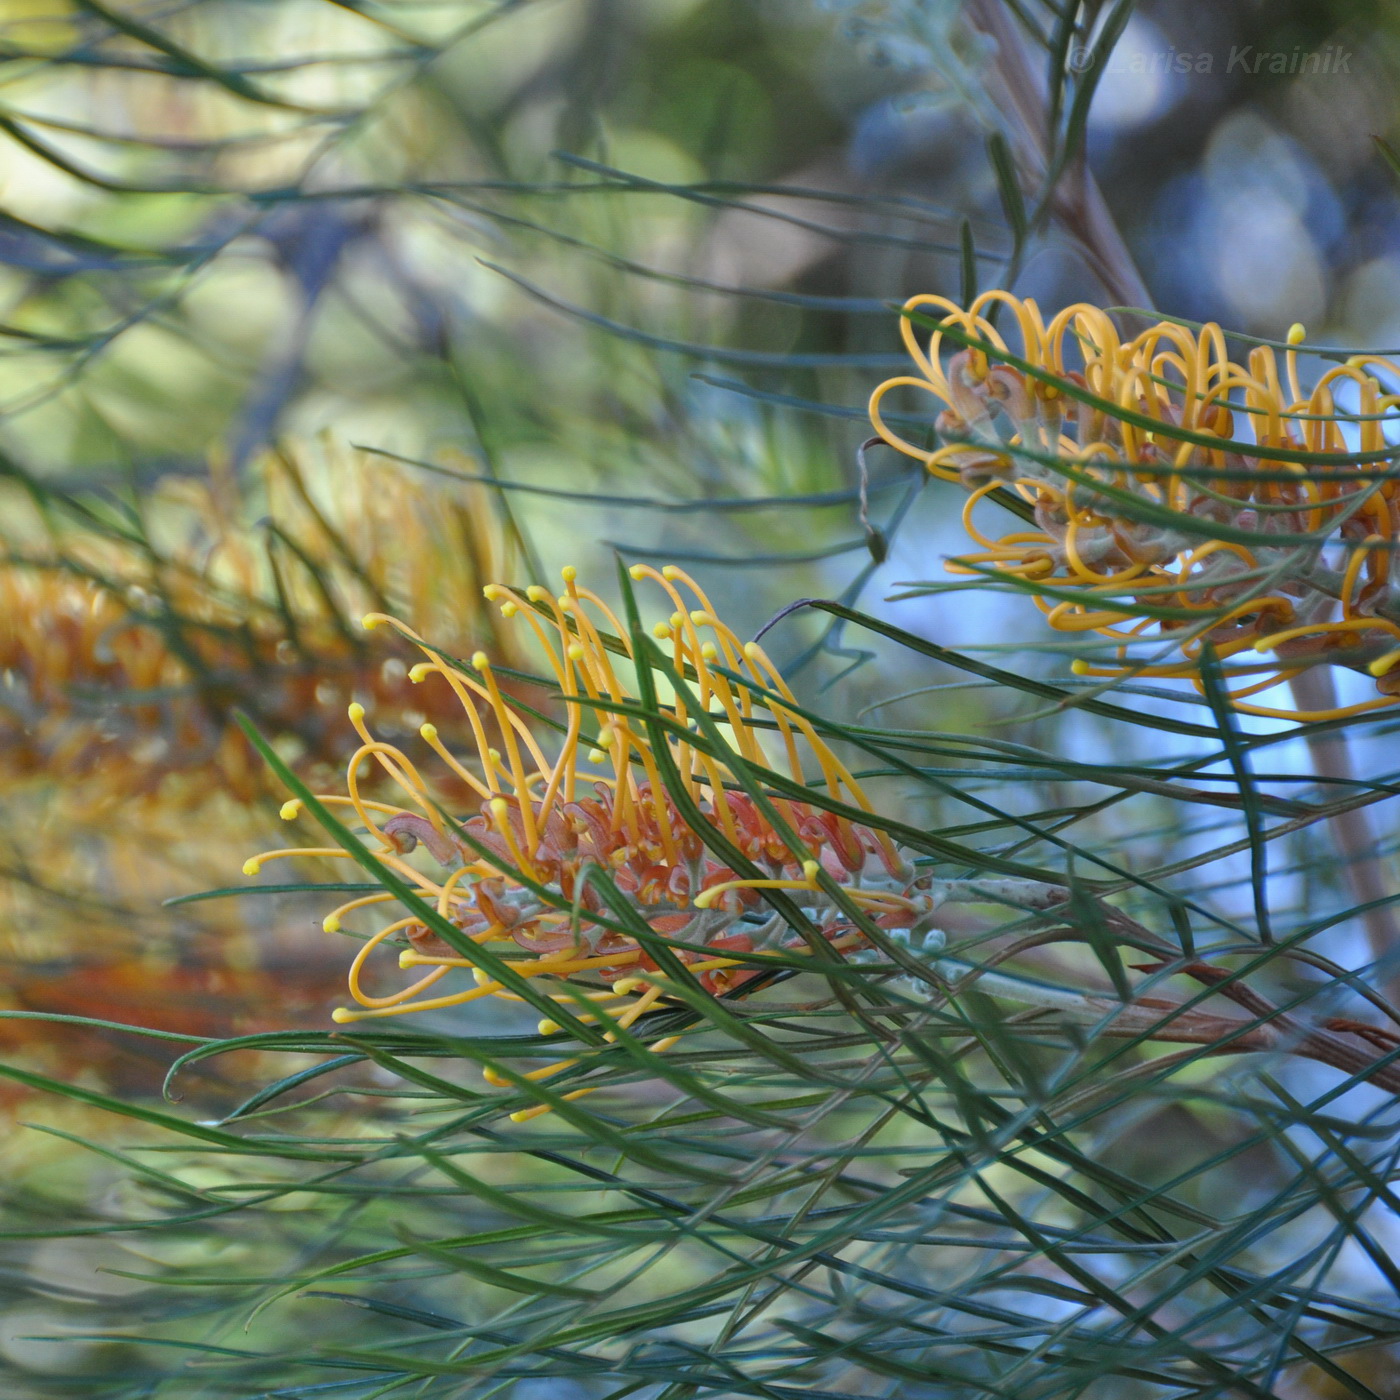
[361, 614, 380, 630]
[629, 565, 647, 580]
[471, 651, 490, 671]
[488, 748, 501, 763]
[526, 585, 548, 602]
[558, 596, 572, 610]
[482, 1066, 508, 1085]
[1070, 659, 1091, 675]
[691, 610, 711, 625]
[801, 860, 821, 881]
[596, 727, 615, 748]
[652, 621, 671, 639]
[1368, 649, 1400, 677]
[700, 642, 718, 661]
[662, 566, 681, 580]
[693, 889, 717, 910]
[331, 1007, 357, 1023]
[348, 702, 365, 723]
[670, 612, 684, 628]
[561, 565, 577, 581]
[500, 602, 518, 618]
[409, 662, 431, 682]
[473, 968, 491, 986]
[323, 915, 341, 934]
[242, 858, 262, 877]
[399, 950, 413, 968]
[279, 800, 301, 821]
[538, 1019, 560, 1035]
[612, 978, 643, 996]
[567, 643, 585, 660]
[1287, 323, 1306, 346]
[483, 584, 502, 600]
[420, 722, 438, 742]
[743, 642, 760, 658]
[489, 797, 509, 818]
[587, 748, 606, 764]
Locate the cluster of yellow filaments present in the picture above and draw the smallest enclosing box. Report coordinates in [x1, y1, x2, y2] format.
[869, 292, 1400, 719]
[244, 565, 937, 1120]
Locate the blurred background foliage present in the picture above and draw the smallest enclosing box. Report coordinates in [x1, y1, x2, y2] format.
[3, 0, 1400, 1395]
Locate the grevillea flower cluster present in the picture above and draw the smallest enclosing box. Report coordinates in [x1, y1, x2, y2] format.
[869, 292, 1400, 719]
[0, 445, 510, 806]
[245, 565, 940, 1119]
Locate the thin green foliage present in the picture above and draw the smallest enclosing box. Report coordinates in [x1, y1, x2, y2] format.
[7, 594, 1400, 1397]
[4, 2, 1400, 1399]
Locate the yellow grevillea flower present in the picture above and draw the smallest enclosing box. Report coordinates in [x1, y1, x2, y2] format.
[246, 565, 933, 1120]
[869, 292, 1400, 720]
[0, 442, 510, 807]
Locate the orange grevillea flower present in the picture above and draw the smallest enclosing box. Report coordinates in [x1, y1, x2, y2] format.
[245, 565, 936, 1119]
[0, 444, 511, 807]
[869, 292, 1400, 720]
